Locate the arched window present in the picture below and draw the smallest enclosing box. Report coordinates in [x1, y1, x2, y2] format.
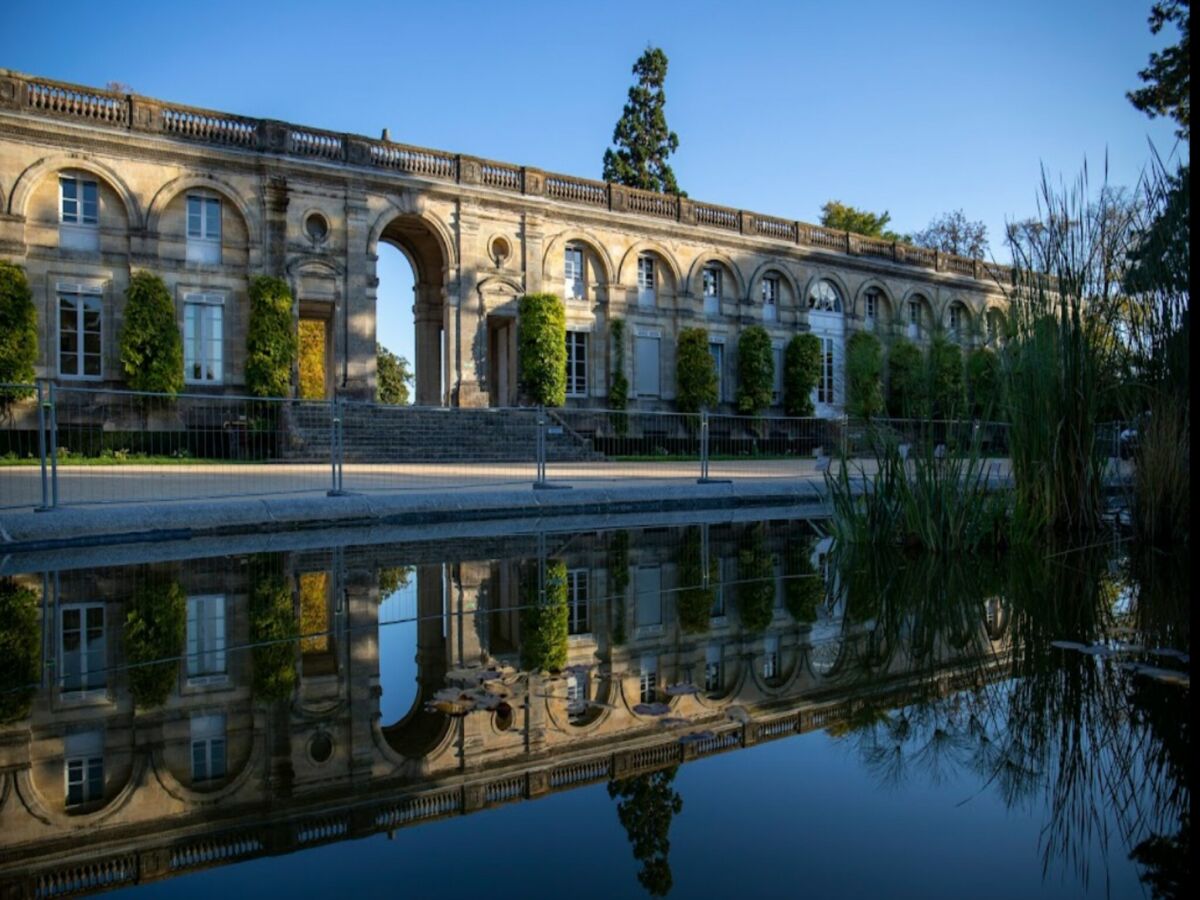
[907, 294, 930, 339]
[947, 300, 968, 339]
[808, 279, 843, 313]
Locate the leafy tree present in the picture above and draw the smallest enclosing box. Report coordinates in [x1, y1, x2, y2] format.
[820, 201, 901, 240]
[966, 347, 1003, 419]
[608, 318, 629, 435]
[608, 767, 683, 897]
[676, 526, 716, 634]
[735, 325, 773, 415]
[602, 47, 684, 195]
[1127, 0, 1190, 140]
[378, 565, 413, 598]
[519, 559, 568, 672]
[376, 343, 412, 404]
[886, 337, 926, 418]
[908, 209, 990, 259]
[927, 334, 965, 419]
[0, 262, 37, 413]
[124, 572, 186, 709]
[736, 524, 774, 633]
[120, 271, 183, 396]
[846, 331, 884, 418]
[517, 293, 567, 406]
[0, 579, 40, 723]
[246, 276, 297, 397]
[674, 327, 717, 413]
[783, 333, 821, 416]
[249, 556, 297, 702]
[608, 531, 631, 647]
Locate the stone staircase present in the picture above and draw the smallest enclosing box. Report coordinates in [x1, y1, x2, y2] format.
[282, 403, 602, 463]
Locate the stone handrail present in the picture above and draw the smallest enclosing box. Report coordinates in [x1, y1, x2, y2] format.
[0, 67, 1008, 284]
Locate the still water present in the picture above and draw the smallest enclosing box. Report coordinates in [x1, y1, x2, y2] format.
[0, 516, 1189, 898]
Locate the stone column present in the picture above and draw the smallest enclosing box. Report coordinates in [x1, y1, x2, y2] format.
[265, 176, 289, 277]
[414, 298, 442, 406]
[342, 188, 373, 399]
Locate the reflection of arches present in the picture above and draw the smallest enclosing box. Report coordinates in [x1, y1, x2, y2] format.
[149, 733, 263, 805]
[687, 252, 746, 299]
[145, 173, 258, 244]
[18, 751, 144, 828]
[542, 230, 616, 286]
[616, 240, 682, 290]
[9, 153, 142, 226]
[544, 672, 616, 733]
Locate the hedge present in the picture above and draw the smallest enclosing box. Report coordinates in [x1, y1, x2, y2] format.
[886, 337, 925, 418]
[735, 325, 773, 415]
[0, 262, 37, 411]
[846, 331, 884, 419]
[783, 333, 820, 417]
[124, 572, 186, 709]
[927, 334, 965, 419]
[519, 559, 568, 672]
[675, 327, 717, 414]
[0, 580, 40, 723]
[246, 276, 297, 398]
[517, 293, 567, 406]
[121, 271, 184, 396]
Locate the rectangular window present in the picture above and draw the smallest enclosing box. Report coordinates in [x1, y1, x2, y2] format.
[187, 595, 227, 681]
[949, 304, 963, 333]
[183, 293, 224, 384]
[704, 645, 723, 692]
[64, 731, 104, 807]
[762, 277, 778, 322]
[58, 290, 103, 379]
[865, 293, 877, 320]
[565, 331, 587, 398]
[817, 337, 836, 405]
[763, 636, 780, 679]
[703, 266, 721, 316]
[566, 671, 588, 704]
[61, 605, 105, 694]
[190, 714, 227, 782]
[634, 334, 660, 397]
[639, 654, 658, 703]
[634, 567, 662, 628]
[637, 255, 656, 307]
[567, 569, 589, 635]
[564, 247, 584, 301]
[59, 176, 98, 225]
[186, 195, 222, 264]
[708, 342, 725, 403]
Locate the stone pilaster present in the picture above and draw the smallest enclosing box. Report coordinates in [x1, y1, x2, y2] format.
[265, 176, 289, 277]
[342, 187, 372, 398]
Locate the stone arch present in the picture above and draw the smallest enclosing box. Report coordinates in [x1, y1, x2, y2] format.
[544, 672, 616, 733]
[367, 202, 458, 280]
[747, 258, 802, 303]
[0, 180, 6, 215]
[801, 271, 851, 312]
[983, 304, 1008, 345]
[149, 730, 263, 805]
[852, 278, 896, 322]
[541, 229, 616, 286]
[944, 297, 974, 337]
[8, 153, 142, 227]
[616, 239, 683, 290]
[687, 251, 746, 299]
[900, 287, 935, 336]
[145, 173, 259, 245]
[16, 749, 145, 829]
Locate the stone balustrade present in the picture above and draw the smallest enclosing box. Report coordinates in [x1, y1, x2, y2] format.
[0, 67, 1007, 283]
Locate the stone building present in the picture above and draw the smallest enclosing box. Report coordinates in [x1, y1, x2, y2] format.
[0, 69, 1010, 414]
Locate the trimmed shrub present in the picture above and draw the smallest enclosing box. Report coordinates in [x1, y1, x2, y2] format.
[927, 334, 965, 419]
[784, 333, 820, 417]
[846, 331, 884, 419]
[520, 559, 568, 672]
[676, 525, 715, 634]
[246, 276, 297, 398]
[782, 538, 822, 624]
[124, 572, 186, 709]
[675, 327, 717, 413]
[120, 271, 184, 396]
[608, 318, 629, 435]
[736, 525, 774, 633]
[735, 325, 773, 415]
[517, 293, 567, 406]
[0, 579, 40, 723]
[886, 337, 926, 418]
[0, 262, 37, 412]
[608, 530, 630, 646]
[965, 347, 1003, 419]
[249, 557, 297, 701]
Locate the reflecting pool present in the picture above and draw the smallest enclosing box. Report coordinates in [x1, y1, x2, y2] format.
[0, 517, 1189, 898]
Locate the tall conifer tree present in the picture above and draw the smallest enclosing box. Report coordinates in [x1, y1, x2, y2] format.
[602, 47, 685, 196]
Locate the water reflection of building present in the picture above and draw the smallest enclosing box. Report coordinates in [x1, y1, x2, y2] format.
[0, 523, 1011, 897]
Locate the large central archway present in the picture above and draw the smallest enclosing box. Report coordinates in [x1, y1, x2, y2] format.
[371, 210, 453, 406]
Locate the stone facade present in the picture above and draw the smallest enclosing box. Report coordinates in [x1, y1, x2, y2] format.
[0, 69, 1010, 413]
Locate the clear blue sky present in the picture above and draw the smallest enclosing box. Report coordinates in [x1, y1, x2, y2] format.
[6, 0, 1184, 369]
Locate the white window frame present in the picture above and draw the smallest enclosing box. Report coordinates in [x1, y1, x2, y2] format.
[808, 280, 843, 314]
[64, 731, 104, 808]
[565, 331, 587, 398]
[702, 266, 722, 316]
[864, 290, 879, 331]
[816, 336, 836, 406]
[564, 245, 585, 301]
[60, 604, 106, 697]
[183, 292, 225, 385]
[948, 302, 964, 335]
[762, 636, 780, 680]
[59, 175, 99, 251]
[566, 568, 590, 636]
[908, 299, 923, 339]
[637, 255, 656, 307]
[190, 714, 227, 782]
[761, 276, 779, 322]
[57, 285, 104, 380]
[639, 654, 658, 703]
[704, 644, 723, 692]
[186, 194, 222, 264]
[186, 594, 228, 684]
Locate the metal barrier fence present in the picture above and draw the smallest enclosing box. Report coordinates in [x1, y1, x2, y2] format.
[5, 382, 1123, 512]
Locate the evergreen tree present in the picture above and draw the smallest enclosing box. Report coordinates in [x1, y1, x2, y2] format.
[602, 47, 685, 196]
[376, 343, 412, 405]
[1127, 0, 1189, 140]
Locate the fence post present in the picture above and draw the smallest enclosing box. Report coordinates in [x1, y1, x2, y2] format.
[34, 381, 50, 512]
[47, 381, 58, 509]
[532, 406, 570, 491]
[327, 396, 346, 496]
[696, 410, 730, 484]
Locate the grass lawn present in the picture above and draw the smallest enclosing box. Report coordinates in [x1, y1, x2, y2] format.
[0, 454, 264, 466]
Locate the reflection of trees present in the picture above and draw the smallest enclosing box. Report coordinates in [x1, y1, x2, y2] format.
[608, 766, 683, 897]
[519, 559, 567, 672]
[781, 532, 821, 624]
[832, 541, 1190, 895]
[676, 526, 714, 635]
[124, 568, 186, 709]
[608, 531, 630, 647]
[0, 578, 40, 723]
[249, 555, 298, 702]
[735, 524, 774, 633]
